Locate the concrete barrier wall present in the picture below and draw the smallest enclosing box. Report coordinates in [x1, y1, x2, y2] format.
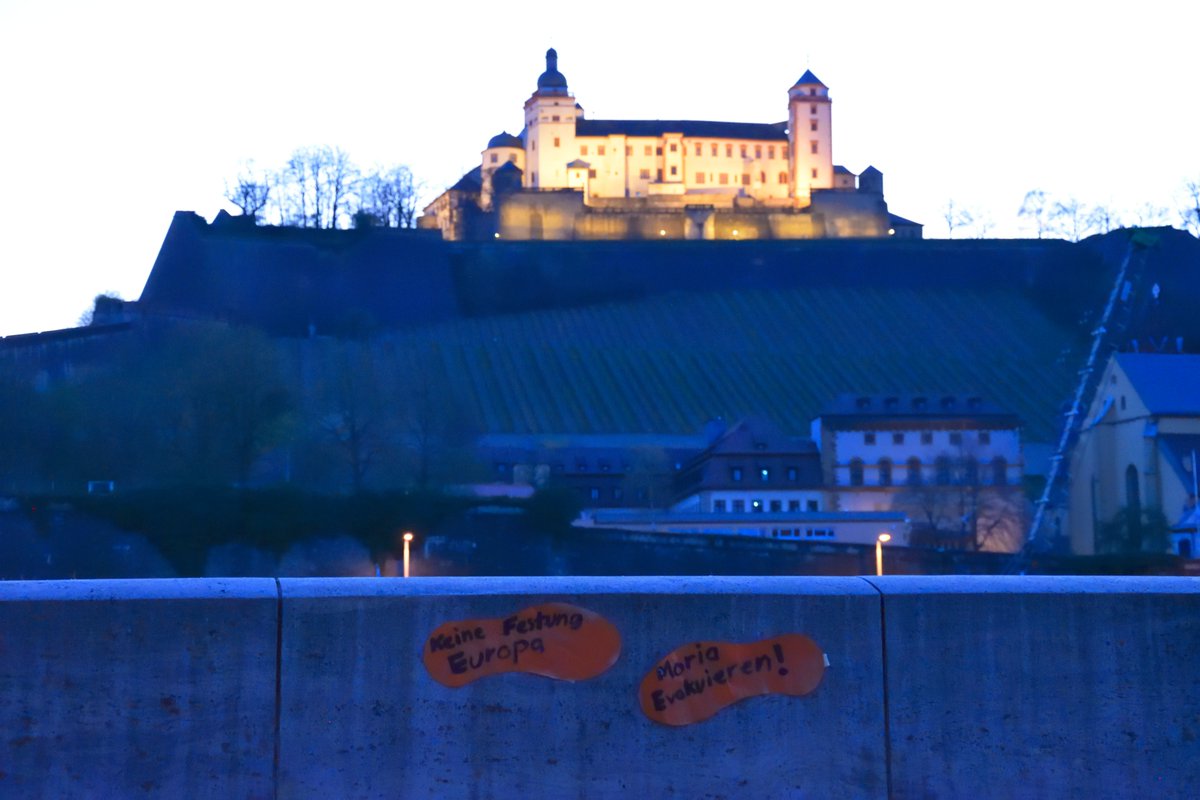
[868, 576, 1200, 800]
[1, 576, 1197, 799]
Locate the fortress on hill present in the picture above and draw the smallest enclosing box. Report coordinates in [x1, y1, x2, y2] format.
[421, 49, 921, 242]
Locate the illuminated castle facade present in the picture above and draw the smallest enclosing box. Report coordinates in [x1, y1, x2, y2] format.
[421, 50, 920, 241]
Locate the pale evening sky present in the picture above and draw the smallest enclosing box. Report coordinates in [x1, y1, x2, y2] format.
[1, 0, 1197, 337]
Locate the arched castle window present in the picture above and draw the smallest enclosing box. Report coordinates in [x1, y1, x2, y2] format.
[878, 458, 893, 487]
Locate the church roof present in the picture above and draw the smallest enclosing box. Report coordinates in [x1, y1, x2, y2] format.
[487, 131, 523, 149]
[576, 119, 788, 141]
[1116, 353, 1200, 415]
[792, 69, 826, 87]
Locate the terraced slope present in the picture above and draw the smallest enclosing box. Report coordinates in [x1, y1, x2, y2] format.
[384, 285, 1081, 442]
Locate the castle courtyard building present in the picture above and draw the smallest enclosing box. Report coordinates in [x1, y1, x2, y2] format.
[422, 50, 920, 241]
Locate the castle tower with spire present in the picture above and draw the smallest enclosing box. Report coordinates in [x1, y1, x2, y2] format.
[522, 49, 579, 190]
[788, 70, 834, 204]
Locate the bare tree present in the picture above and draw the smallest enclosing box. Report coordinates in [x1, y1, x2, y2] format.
[1050, 198, 1090, 242]
[1018, 190, 1051, 238]
[225, 161, 271, 217]
[1088, 205, 1120, 235]
[1179, 180, 1200, 236]
[1132, 202, 1170, 228]
[359, 165, 421, 228]
[942, 199, 974, 239]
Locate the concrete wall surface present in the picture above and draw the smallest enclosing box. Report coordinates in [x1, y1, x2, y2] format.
[867, 576, 1200, 800]
[0, 579, 278, 799]
[277, 576, 885, 799]
[1, 576, 1197, 799]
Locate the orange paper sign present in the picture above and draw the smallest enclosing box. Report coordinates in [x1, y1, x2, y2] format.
[423, 602, 622, 688]
[639, 634, 826, 726]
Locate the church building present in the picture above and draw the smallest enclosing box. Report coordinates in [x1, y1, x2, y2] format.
[421, 49, 921, 241]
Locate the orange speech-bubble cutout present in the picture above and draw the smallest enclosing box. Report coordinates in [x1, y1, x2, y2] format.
[639, 633, 826, 726]
[423, 602, 622, 688]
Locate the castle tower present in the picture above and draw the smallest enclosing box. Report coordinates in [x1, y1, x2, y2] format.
[523, 48, 579, 190]
[788, 70, 834, 205]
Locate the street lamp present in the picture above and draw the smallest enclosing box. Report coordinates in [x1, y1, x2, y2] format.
[875, 532, 892, 576]
[402, 531, 414, 578]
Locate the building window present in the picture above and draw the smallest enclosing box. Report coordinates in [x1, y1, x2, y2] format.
[695, 143, 702, 156]
[669, 143, 677, 153]
[779, 172, 788, 184]
[783, 144, 789, 158]
[788, 500, 800, 511]
[639, 168, 651, 180]
[625, 146, 632, 156]
[670, 166, 678, 176]
[742, 174, 751, 186]
[509, 155, 516, 163]
[787, 467, 797, 481]
[979, 431, 991, 445]
[907, 457, 922, 485]
[992, 457, 1007, 486]
[964, 457, 979, 485]
[936, 456, 952, 485]
[811, 168, 818, 179]
[711, 143, 718, 156]
[893, 433, 904, 445]
[1126, 464, 1141, 516]
[657, 169, 663, 181]
[588, 169, 597, 178]
[695, 173, 706, 184]
[580, 145, 588, 155]
[755, 145, 762, 158]
[807, 499, 819, 511]
[740, 145, 748, 158]
[760, 468, 770, 482]
[921, 432, 933, 445]
[768, 146, 776, 159]
[808, 120, 817, 132]
[726, 144, 733, 157]
[810, 104, 817, 114]
[759, 171, 766, 183]
[732, 499, 745, 512]
[719, 173, 729, 185]
[714, 499, 727, 512]
[656, 147, 663, 156]
[613, 487, 623, 500]
[731, 467, 743, 481]
[598, 145, 606, 156]
[865, 432, 876, 445]
[751, 499, 763, 512]
[770, 500, 782, 512]
[645, 145, 653, 156]
[589, 487, 600, 500]
[950, 432, 963, 446]
[553, 137, 560, 147]
[879, 458, 893, 486]
[810, 141, 818, 154]
[849, 458, 864, 486]
[490, 153, 498, 164]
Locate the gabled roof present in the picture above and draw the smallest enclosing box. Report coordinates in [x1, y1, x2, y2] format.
[576, 119, 788, 141]
[1116, 353, 1200, 415]
[566, 159, 590, 168]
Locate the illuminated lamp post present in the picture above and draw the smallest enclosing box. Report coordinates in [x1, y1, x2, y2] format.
[402, 531, 415, 578]
[875, 532, 892, 576]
